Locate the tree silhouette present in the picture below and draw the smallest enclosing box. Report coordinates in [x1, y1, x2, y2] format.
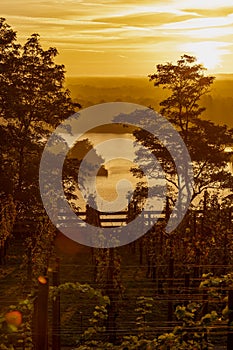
[0, 18, 77, 216]
[0, 18, 20, 198]
[133, 55, 233, 204]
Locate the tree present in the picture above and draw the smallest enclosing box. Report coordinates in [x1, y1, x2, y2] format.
[0, 18, 77, 216]
[133, 55, 233, 204]
[149, 55, 215, 143]
[63, 138, 105, 210]
[0, 18, 20, 197]
[0, 18, 20, 116]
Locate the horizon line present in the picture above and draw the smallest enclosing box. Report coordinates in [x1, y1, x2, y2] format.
[66, 73, 233, 79]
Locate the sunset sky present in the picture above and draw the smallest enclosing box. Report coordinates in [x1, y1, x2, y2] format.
[2, 0, 233, 76]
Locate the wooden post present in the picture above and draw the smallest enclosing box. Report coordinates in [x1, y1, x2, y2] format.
[152, 256, 156, 282]
[203, 190, 207, 212]
[91, 247, 94, 264]
[223, 230, 229, 275]
[193, 253, 200, 289]
[201, 191, 207, 233]
[106, 248, 117, 344]
[27, 246, 32, 281]
[228, 209, 232, 229]
[52, 258, 60, 350]
[165, 197, 170, 222]
[131, 241, 136, 254]
[0, 241, 4, 265]
[146, 255, 151, 278]
[33, 277, 49, 350]
[227, 289, 233, 350]
[139, 238, 143, 265]
[201, 217, 204, 235]
[32, 296, 38, 347]
[160, 228, 163, 255]
[167, 257, 174, 323]
[193, 213, 196, 236]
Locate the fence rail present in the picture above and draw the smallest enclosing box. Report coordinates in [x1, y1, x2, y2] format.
[13, 207, 233, 234]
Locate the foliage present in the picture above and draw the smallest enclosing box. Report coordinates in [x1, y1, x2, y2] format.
[93, 248, 124, 297]
[166, 193, 233, 271]
[0, 195, 16, 265]
[132, 55, 233, 204]
[63, 138, 105, 209]
[0, 18, 77, 215]
[149, 55, 215, 139]
[200, 272, 233, 309]
[1, 21, 233, 350]
[135, 296, 153, 339]
[166, 302, 218, 350]
[72, 270, 233, 349]
[49, 281, 109, 305]
[22, 218, 57, 283]
[0, 195, 16, 243]
[50, 282, 109, 349]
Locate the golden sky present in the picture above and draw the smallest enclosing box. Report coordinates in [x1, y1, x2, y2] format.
[2, 0, 233, 76]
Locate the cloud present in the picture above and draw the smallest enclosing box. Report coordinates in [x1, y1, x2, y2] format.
[174, 26, 233, 39]
[162, 14, 233, 30]
[95, 11, 199, 27]
[183, 7, 233, 17]
[174, 0, 233, 10]
[1, 0, 233, 75]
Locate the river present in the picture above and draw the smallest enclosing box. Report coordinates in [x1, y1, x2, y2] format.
[71, 133, 233, 211]
[73, 132, 141, 211]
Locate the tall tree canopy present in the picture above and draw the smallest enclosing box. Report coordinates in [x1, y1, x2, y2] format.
[0, 18, 76, 215]
[133, 55, 233, 205]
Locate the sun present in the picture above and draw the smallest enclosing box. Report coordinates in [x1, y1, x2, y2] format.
[195, 48, 220, 70]
[180, 41, 229, 71]
[193, 43, 222, 70]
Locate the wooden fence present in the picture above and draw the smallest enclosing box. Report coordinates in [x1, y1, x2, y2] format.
[13, 207, 233, 234]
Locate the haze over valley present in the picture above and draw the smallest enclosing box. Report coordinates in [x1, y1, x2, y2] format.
[67, 75, 233, 128]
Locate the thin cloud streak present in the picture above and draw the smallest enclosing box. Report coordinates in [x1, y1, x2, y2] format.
[1, 0, 233, 75]
[163, 14, 233, 29]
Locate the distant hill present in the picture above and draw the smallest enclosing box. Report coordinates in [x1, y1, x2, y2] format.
[66, 75, 233, 128]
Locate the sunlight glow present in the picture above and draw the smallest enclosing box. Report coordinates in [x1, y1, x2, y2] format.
[180, 41, 230, 70]
[176, 0, 233, 10]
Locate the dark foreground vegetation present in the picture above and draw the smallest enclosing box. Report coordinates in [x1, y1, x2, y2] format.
[0, 18, 233, 349]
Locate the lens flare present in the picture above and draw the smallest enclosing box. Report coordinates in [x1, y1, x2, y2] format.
[38, 276, 47, 284]
[5, 311, 22, 327]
